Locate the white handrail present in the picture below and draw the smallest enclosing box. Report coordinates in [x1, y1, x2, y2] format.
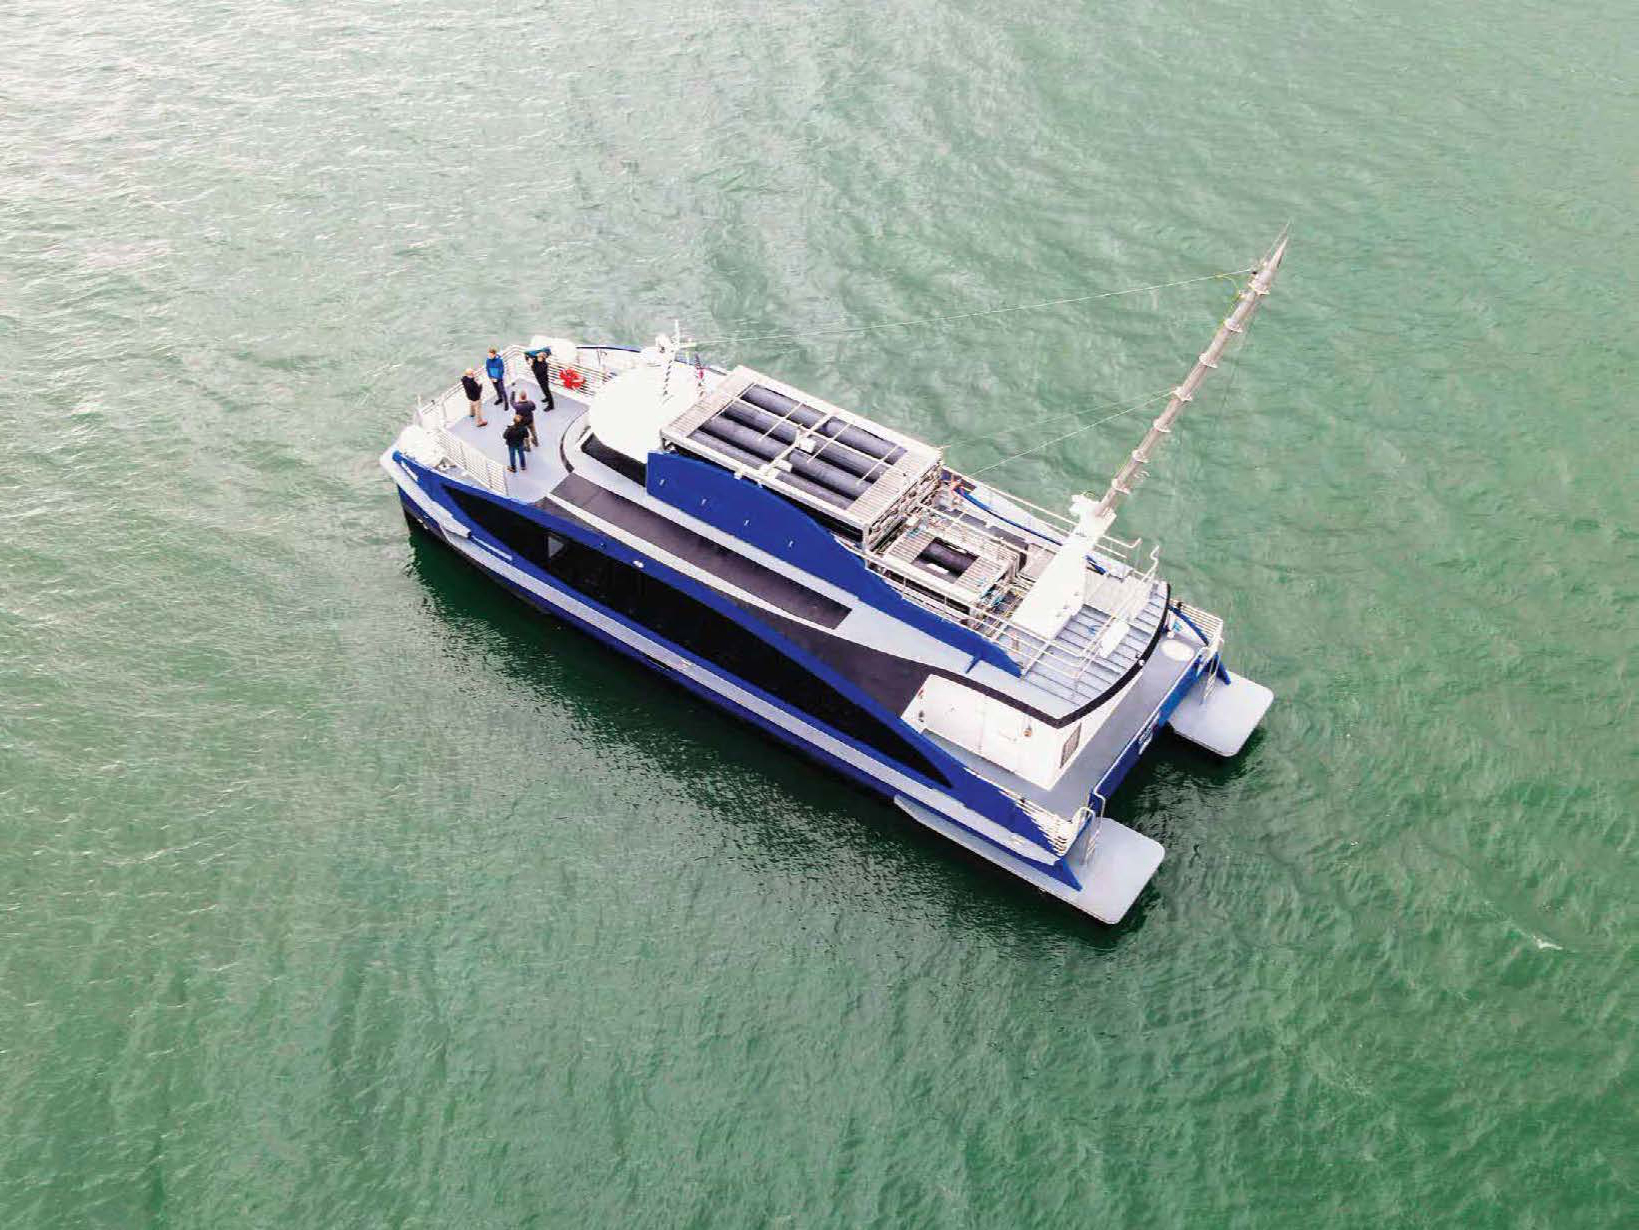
[851, 553, 1125, 696]
[848, 526, 1165, 697]
[437, 428, 509, 496]
[419, 345, 614, 429]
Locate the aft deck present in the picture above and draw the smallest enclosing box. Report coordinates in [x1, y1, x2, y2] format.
[856, 485, 1177, 710]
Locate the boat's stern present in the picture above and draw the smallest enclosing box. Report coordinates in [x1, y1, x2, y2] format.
[1157, 602, 1274, 757]
[892, 589, 1271, 924]
[892, 794, 1163, 924]
[1065, 813, 1165, 923]
[1167, 668, 1274, 757]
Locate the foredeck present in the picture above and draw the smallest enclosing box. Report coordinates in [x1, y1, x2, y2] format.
[437, 390, 587, 504]
[410, 344, 603, 503]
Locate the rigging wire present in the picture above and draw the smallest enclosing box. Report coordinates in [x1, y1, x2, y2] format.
[963, 268, 1270, 481]
[941, 386, 1175, 451]
[1201, 296, 1257, 446]
[691, 267, 1254, 349]
[965, 390, 1174, 478]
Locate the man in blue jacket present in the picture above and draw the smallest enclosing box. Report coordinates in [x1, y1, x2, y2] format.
[484, 348, 507, 406]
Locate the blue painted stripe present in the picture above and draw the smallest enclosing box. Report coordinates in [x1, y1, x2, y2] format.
[648, 452, 1022, 676]
[1169, 603, 1212, 645]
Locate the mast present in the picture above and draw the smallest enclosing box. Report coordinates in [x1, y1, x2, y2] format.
[1081, 229, 1290, 534]
[1011, 231, 1289, 640]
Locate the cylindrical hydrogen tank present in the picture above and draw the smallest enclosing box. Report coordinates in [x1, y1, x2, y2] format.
[777, 471, 853, 508]
[742, 384, 814, 424]
[694, 420, 785, 462]
[917, 540, 978, 577]
[787, 453, 870, 501]
[720, 400, 800, 445]
[740, 385, 905, 469]
[689, 434, 773, 473]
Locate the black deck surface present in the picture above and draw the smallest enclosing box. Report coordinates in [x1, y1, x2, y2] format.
[544, 473, 851, 629]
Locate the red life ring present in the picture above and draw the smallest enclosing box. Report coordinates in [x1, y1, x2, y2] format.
[560, 367, 585, 390]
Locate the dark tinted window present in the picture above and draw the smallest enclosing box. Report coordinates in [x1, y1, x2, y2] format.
[582, 433, 646, 484]
[446, 485, 945, 784]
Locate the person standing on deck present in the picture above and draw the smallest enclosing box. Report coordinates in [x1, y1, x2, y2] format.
[460, 368, 487, 427]
[528, 349, 555, 410]
[512, 389, 538, 448]
[485, 348, 507, 406]
[503, 414, 530, 473]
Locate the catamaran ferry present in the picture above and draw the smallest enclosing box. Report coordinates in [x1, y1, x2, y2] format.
[384, 237, 1287, 922]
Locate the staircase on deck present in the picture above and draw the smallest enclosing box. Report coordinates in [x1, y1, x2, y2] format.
[1006, 582, 1167, 703]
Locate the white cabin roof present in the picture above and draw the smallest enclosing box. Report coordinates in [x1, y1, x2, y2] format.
[589, 359, 724, 462]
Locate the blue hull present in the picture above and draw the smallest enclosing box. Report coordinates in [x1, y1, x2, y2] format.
[400, 492, 920, 809]
[393, 475, 1077, 888]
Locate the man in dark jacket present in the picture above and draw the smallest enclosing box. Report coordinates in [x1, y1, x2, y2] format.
[502, 415, 530, 472]
[528, 350, 555, 410]
[512, 390, 538, 447]
[460, 368, 487, 426]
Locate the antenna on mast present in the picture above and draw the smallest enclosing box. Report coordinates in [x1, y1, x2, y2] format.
[1074, 228, 1290, 541]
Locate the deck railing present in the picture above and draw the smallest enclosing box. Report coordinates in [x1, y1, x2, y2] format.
[440, 430, 510, 496]
[849, 547, 1117, 700]
[1016, 797, 1095, 857]
[410, 344, 632, 496]
[1172, 600, 1227, 701]
[951, 477, 1143, 566]
[413, 383, 469, 433]
[848, 518, 1167, 702]
[413, 345, 622, 428]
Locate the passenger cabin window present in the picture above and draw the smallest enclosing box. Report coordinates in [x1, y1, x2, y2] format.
[444, 486, 946, 785]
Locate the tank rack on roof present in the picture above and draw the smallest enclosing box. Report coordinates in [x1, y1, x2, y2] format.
[660, 366, 944, 548]
[874, 509, 1023, 613]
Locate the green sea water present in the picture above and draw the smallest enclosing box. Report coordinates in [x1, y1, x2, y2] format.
[2, 0, 1635, 1224]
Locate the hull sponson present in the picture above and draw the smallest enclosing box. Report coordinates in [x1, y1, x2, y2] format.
[392, 456, 1074, 879]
